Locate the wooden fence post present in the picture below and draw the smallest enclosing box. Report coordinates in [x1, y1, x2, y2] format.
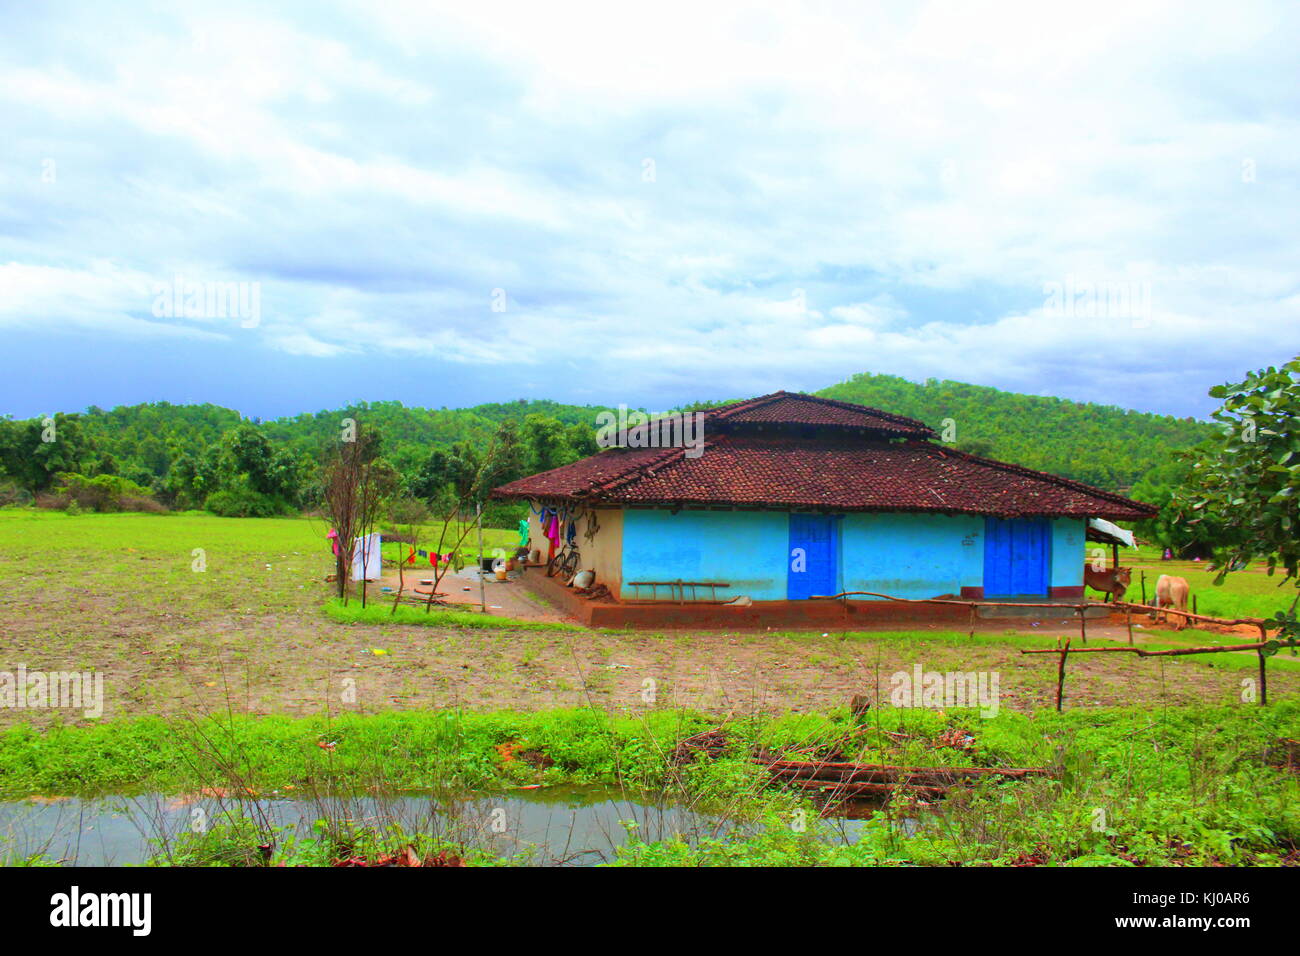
[1056, 638, 1071, 712]
[1258, 649, 1268, 706]
[1140, 569, 1147, 605]
[1257, 624, 1269, 706]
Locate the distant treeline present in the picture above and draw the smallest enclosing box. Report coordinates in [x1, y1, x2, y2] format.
[0, 373, 1211, 523]
[818, 373, 1211, 491]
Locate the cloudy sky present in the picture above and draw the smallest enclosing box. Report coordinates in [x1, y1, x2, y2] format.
[2, 0, 1297, 420]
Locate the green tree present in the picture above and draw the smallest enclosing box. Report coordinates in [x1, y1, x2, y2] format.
[0, 413, 92, 492]
[413, 441, 481, 502]
[521, 413, 573, 474]
[221, 423, 301, 502]
[565, 421, 599, 460]
[1171, 358, 1300, 592]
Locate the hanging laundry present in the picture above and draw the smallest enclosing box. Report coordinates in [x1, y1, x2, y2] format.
[326, 528, 341, 557]
[544, 513, 561, 562]
[517, 518, 530, 548]
[350, 532, 383, 581]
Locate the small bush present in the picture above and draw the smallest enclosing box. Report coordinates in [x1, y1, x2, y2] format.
[204, 487, 290, 517]
[41, 473, 166, 513]
[0, 481, 29, 508]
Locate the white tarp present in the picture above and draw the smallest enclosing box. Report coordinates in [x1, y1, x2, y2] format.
[1088, 517, 1137, 549]
[351, 532, 383, 581]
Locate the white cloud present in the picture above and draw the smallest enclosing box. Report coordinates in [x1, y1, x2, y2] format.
[1, 0, 1298, 416]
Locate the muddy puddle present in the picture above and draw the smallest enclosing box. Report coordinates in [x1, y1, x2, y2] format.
[0, 784, 887, 866]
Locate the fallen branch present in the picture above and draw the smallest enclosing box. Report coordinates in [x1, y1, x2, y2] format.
[1110, 600, 1270, 629]
[1021, 639, 1293, 658]
[782, 779, 951, 798]
[762, 758, 1047, 790]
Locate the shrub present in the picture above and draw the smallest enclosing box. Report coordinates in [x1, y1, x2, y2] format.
[204, 486, 291, 518]
[0, 481, 30, 507]
[43, 473, 165, 513]
[120, 494, 167, 514]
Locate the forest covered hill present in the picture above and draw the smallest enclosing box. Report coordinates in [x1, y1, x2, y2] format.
[814, 373, 1209, 490]
[0, 373, 1213, 516]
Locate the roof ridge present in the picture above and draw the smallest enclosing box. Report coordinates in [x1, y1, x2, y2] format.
[705, 391, 789, 420]
[790, 391, 934, 432]
[706, 390, 933, 435]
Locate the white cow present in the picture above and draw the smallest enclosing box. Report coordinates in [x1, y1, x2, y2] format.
[1154, 574, 1190, 630]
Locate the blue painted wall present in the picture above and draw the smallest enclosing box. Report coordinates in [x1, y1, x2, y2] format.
[841, 512, 984, 599]
[619, 509, 790, 601]
[1050, 517, 1086, 587]
[620, 508, 999, 602]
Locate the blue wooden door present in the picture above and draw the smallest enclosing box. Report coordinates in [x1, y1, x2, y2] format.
[788, 514, 838, 600]
[984, 518, 1050, 597]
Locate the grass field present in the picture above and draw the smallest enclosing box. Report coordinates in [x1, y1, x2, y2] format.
[1, 508, 1298, 866]
[0, 508, 1296, 726]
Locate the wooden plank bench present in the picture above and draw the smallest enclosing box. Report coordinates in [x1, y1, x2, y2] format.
[626, 580, 731, 604]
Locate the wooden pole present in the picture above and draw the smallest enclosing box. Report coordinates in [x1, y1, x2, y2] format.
[1257, 624, 1268, 706]
[391, 538, 404, 617]
[1192, 594, 1198, 616]
[1126, 608, 1133, 645]
[360, 537, 368, 609]
[1077, 605, 1087, 645]
[476, 501, 486, 614]
[1140, 569, 1147, 605]
[969, 603, 976, 640]
[1056, 638, 1071, 712]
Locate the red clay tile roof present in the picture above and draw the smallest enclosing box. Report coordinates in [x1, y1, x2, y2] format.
[705, 391, 934, 437]
[493, 432, 1156, 521]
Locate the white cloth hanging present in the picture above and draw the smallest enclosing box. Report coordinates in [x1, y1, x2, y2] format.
[350, 532, 383, 581]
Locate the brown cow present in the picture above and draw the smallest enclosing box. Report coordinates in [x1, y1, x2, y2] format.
[1155, 574, 1190, 630]
[1083, 563, 1131, 602]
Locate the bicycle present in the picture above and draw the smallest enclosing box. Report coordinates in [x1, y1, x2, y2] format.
[546, 542, 581, 579]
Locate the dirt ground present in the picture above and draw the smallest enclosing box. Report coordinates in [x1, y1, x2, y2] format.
[0, 513, 1294, 725]
[2, 576, 1294, 726]
[373, 564, 571, 622]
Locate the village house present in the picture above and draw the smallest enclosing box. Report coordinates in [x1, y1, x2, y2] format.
[491, 392, 1156, 627]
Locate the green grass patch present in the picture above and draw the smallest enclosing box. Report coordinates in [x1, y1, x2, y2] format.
[1, 703, 1298, 866]
[321, 596, 578, 631]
